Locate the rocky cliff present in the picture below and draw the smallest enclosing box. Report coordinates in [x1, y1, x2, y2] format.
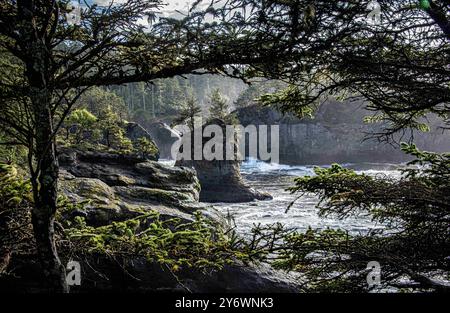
[58, 148, 208, 226]
[144, 121, 180, 159]
[175, 118, 272, 203]
[53, 148, 296, 292]
[236, 101, 450, 165]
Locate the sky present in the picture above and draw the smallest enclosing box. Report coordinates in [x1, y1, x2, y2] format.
[80, 0, 207, 14]
[69, 0, 218, 26]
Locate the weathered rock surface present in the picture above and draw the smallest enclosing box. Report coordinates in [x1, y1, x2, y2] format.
[236, 101, 450, 165]
[180, 159, 272, 203]
[145, 121, 180, 159]
[175, 118, 272, 203]
[53, 148, 299, 293]
[58, 148, 208, 226]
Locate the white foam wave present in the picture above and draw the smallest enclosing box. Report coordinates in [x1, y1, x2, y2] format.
[241, 158, 316, 176]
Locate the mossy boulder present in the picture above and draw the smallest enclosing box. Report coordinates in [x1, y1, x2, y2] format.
[59, 149, 201, 200]
[58, 149, 215, 227]
[61, 175, 116, 203]
[114, 186, 194, 208]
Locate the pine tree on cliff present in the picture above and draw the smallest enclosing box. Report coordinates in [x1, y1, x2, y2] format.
[172, 95, 202, 131]
[208, 88, 230, 122]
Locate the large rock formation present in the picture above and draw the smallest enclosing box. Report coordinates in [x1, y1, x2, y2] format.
[77, 258, 301, 292]
[58, 148, 207, 226]
[124, 122, 160, 160]
[175, 118, 272, 203]
[145, 121, 180, 159]
[51, 148, 298, 293]
[236, 101, 450, 165]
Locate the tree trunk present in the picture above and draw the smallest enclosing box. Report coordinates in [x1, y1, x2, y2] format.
[0, 204, 11, 274]
[28, 73, 68, 292]
[152, 84, 155, 117]
[18, 0, 68, 292]
[29, 88, 67, 292]
[30, 112, 68, 292]
[142, 88, 146, 111]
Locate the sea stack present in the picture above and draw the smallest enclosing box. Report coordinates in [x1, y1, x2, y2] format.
[176, 118, 272, 203]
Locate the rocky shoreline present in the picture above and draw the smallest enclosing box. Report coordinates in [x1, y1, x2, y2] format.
[54, 148, 298, 293]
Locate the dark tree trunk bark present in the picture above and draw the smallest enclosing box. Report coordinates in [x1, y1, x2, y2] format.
[28, 82, 67, 292]
[28, 68, 68, 293]
[0, 204, 11, 274]
[30, 107, 68, 293]
[17, 0, 68, 292]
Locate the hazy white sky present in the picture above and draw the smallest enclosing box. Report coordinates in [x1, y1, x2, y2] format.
[156, 0, 213, 15]
[70, 1, 217, 26]
[85, 0, 207, 13]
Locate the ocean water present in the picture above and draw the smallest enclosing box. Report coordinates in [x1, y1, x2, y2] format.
[159, 159, 402, 237]
[214, 159, 403, 237]
[159, 159, 449, 290]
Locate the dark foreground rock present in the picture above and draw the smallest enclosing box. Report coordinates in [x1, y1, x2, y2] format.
[74, 258, 300, 293]
[175, 118, 272, 203]
[2, 255, 301, 293]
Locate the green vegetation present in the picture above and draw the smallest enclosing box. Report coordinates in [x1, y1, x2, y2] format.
[235, 80, 286, 108]
[0, 163, 32, 276]
[136, 137, 158, 159]
[172, 95, 203, 131]
[63, 211, 243, 273]
[208, 89, 229, 120]
[59, 104, 158, 158]
[0, 144, 449, 292]
[253, 1, 449, 138]
[75, 87, 129, 121]
[63, 109, 98, 145]
[0, 133, 27, 165]
[0, 164, 251, 281]
[112, 76, 245, 124]
[245, 145, 450, 292]
[258, 85, 315, 118]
